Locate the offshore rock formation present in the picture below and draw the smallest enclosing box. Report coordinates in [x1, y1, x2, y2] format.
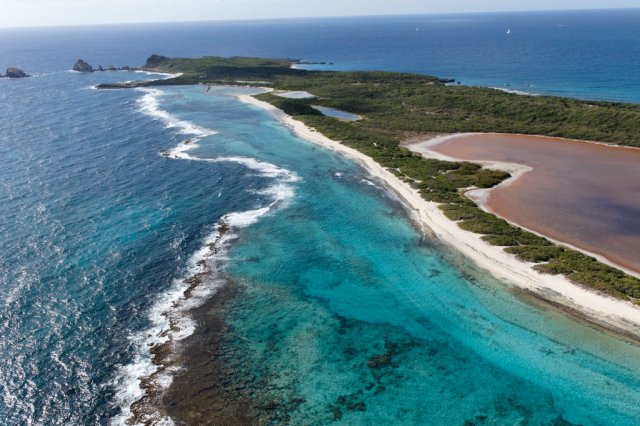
[73, 59, 94, 72]
[3, 67, 29, 78]
[73, 59, 135, 73]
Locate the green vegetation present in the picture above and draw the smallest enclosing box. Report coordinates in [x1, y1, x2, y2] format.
[137, 55, 640, 300]
[141, 55, 640, 147]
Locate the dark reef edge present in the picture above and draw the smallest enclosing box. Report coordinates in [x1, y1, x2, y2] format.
[159, 281, 258, 425]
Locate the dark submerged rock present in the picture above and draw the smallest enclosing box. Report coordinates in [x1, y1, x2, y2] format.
[329, 393, 367, 419]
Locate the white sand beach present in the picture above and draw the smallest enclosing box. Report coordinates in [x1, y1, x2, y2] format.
[237, 93, 640, 340]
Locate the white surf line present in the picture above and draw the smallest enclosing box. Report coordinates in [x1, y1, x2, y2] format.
[110, 87, 298, 426]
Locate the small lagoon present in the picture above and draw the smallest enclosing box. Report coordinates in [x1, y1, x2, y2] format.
[311, 105, 362, 121]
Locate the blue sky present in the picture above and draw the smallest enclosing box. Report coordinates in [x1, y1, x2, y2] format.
[2, 0, 640, 28]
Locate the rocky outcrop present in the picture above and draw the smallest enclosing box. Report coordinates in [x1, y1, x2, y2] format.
[73, 59, 135, 73]
[73, 59, 94, 72]
[96, 81, 148, 89]
[4, 67, 29, 78]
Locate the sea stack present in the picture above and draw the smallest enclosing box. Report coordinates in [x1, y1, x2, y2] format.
[4, 67, 29, 78]
[73, 59, 94, 72]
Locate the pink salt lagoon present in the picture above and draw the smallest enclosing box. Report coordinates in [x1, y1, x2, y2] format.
[419, 134, 640, 275]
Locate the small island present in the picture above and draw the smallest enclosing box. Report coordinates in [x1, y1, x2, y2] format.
[2, 67, 29, 78]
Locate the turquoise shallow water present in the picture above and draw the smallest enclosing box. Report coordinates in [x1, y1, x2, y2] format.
[159, 86, 640, 425]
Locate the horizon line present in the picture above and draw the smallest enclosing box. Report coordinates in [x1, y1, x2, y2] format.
[1, 6, 639, 31]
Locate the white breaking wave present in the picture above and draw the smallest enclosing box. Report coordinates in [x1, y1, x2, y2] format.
[111, 88, 298, 425]
[361, 178, 379, 188]
[137, 88, 217, 140]
[110, 220, 234, 426]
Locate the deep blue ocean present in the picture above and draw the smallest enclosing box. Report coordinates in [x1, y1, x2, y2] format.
[2, 9, 640, 425]
[2, 9, 640, 102]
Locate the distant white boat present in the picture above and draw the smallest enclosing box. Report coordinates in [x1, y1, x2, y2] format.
[507, 28, 511, 34]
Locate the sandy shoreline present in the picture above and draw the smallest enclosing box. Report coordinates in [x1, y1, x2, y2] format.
[237, 93, 640, 340]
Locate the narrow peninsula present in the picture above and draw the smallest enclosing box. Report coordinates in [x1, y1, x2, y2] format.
[99, 54, 640, 336]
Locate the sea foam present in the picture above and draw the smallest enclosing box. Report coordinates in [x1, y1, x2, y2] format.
[111, 87, 298, 425]
[137, 88, 217, 140]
